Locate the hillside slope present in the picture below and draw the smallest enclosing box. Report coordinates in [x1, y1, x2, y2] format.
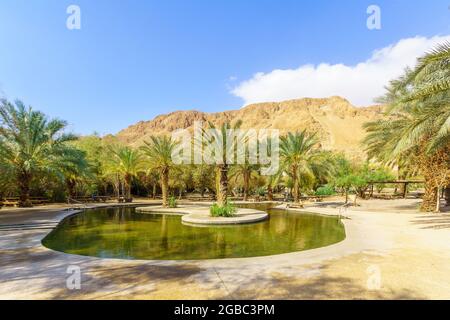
[116, 96, 383, 159]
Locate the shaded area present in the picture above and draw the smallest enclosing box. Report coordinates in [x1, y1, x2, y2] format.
[411, 214, 450, 229]
[225, 273, 425, 300]
[49, 263, 207, 299]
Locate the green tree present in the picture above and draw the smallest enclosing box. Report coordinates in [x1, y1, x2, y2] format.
[140, 136, 179, 207]
[202, 120, 243, 206]
[192, 164, 215, 197]
[104, 146, 143, 202]
[74, 134, 109, 195]
[142, 169, 160, 199]
[60, 148, 91, 198]
[230, 163, 260, 201]
[279, 131, 331, 203]
[363, 42, 450, 211]
[0, 99, 82, 207]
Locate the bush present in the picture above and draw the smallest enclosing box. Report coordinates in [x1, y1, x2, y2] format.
[315, 185, 335, 196]
[210, 201, 237, 217]
[255, 187, 266, 197]
[168, 196, 177, 208]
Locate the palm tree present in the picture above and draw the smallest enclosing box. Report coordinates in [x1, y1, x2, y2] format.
[230, 163, 260, 201]
[279, 131, 331, 203]
[192, 164, 215, 197]
[105, 146, 143, 202]
[363, 42, 450, 211]
[142, 169, 160, 199]
[363, 118, 419, 195]
[0, 99, 80, 207]
[60, 148, 91, 198]
[140, 136, 179, 207]
[201, 120, 243, 206]
[265, 174, 280, 201]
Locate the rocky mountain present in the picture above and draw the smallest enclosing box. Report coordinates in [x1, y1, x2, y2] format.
[116, 96, 384, 159]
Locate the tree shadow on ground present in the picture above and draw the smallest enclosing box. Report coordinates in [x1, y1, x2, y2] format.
[411, 213, 450, 229]
[48, 263, 206, 299]
[222, 272, 425, 300]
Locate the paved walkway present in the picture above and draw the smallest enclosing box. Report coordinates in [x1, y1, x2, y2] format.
[1, 199, 450, 299]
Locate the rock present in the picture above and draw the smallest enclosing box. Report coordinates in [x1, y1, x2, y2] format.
[116, 96, 383, 160]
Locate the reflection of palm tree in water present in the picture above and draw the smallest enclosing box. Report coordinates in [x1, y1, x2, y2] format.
[159, 215, 169, 251]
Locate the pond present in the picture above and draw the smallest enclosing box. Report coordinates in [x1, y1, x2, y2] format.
[42, 204, 345, 260]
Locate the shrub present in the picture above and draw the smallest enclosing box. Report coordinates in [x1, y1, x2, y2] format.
[315, 185, 335, 196]
[255, 187, 266, 197]
[168, 196, 177, 208]
[210, 201, 237, 217]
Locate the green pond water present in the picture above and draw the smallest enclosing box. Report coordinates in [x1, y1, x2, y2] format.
[42, 205, 345, 260]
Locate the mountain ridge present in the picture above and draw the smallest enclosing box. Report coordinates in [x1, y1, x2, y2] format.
[116, 96, 384, 159]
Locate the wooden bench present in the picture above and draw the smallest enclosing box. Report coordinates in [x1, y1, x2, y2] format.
[0, 197, 49, 207]
[2, 198, 19, 207]
[71, 196, 111, 203]
[184, 196, 215, 201]
[93, 196, 110, 202]
[300, 195, 326, 202]
[30, 197, 50, 205]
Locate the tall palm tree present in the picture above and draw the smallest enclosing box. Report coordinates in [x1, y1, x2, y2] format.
[279, 130, 331, 203]
[0, 99, 80, 207]
[363, 42, 450, 211]
[140, 136, 179, 207]
[105, 146, 143, 202]
[202, 120, 243, 206]
[363, 118, 419, 194]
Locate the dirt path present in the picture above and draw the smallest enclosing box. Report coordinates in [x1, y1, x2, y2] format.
[1, 199, 449, 299]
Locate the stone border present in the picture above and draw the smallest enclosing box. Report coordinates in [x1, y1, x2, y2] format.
[135, 205, 268, 225]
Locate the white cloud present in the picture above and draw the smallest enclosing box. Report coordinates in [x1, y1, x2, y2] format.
[231, 35, 450, 106]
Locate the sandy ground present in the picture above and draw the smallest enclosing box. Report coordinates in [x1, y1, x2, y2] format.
[0, 198, 450, 300]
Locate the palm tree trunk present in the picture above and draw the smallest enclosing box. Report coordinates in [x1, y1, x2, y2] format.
[161, 168, 169, 207]
[267, 185, 273, 201]
[152, 183, 157, 199]
[445, 187, 450, 206]
[435, 187, 441, 212]
[292, 166, 299, 203]
[124, 174, 132, 202]
[243, 171, 249, 201]
[115, 174, 121, 202]
[421, 181, 437, 212]
[217, 164, 228, 206]
[18, 171, 32, 207]
[66, 178, 77, 198]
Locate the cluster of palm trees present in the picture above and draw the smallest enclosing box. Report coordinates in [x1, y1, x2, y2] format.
[0, 99, 348, 208]
[0, 99, 178, 207]
[8, 40, 448, 211]
[0, 100, 87, 207]
[364, 41, 450, 212]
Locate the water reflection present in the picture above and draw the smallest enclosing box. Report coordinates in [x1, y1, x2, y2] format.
[43, 206, 345, 260]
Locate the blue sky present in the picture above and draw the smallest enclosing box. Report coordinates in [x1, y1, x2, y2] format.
[0, 0, 449, 135]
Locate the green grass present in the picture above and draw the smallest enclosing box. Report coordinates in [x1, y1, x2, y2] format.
[210, 202, 237, 217]
[168, 196, 177, 208]
[315, 185, 335, 196]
